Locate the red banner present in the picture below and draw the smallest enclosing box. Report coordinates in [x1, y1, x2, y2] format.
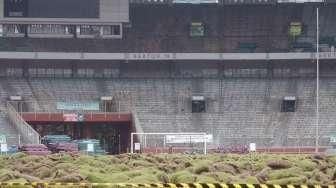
[63, 113, 78, 122]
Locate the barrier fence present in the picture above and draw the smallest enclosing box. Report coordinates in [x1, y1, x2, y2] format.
[0, 183, 333, 188]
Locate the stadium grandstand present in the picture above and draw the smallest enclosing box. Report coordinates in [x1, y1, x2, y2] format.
[0, 0, 335, 154]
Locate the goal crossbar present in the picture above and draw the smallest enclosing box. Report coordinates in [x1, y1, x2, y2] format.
[130, 132, 207, 154]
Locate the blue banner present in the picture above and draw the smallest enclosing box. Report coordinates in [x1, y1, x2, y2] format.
[57, 102, 100, 111]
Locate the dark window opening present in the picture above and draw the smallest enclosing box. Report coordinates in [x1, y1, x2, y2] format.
[192, 99, 206, 113]
[102, 25, 121, 36]
[112, 25, 121, 35]
[100, 97, 116, 112]
[281, 97, 296, 112]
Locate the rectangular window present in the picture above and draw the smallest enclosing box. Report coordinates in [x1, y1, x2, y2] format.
[80, 25, 100, 35]
[281, 96, 296, 112]
[103, 25, 121, 36]
[191, 96, 206, 113]
[190, 22, 204, 37]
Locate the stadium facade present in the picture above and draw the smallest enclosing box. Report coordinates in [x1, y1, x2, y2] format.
[0, 0, 335, 153]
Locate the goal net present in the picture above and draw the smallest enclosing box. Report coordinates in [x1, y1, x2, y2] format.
[130, 132, 211, 154]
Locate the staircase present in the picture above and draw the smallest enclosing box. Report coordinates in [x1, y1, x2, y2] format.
[0, 111, 20, 146]
[0, 80, 20, 146]
[7, 103, 40, 144]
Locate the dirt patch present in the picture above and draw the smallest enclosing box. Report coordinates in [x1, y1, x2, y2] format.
[1, 153, 336, 184]
[267, 160, 292, 169]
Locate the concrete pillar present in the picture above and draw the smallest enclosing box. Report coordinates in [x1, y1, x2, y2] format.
[100, 26, 104, 37]
[0, 24, 3, 37]
[65, 26, 69, 35]
[76, 25, 80, 37]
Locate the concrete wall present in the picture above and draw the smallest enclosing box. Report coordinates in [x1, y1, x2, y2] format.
[0, 0, 3, 19]
[0, 3, 334, 52]
[100, 0, 129, 22]
[0, 0, 129, 24]
[0, 61, 334, 147]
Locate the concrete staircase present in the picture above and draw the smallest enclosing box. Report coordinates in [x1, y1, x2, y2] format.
[0, 108, 20, 146]
[0, 80, 20, 146]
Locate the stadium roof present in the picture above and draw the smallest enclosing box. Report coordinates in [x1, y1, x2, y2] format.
[131, 0, 327, 4]
[0, 52, 335, 61]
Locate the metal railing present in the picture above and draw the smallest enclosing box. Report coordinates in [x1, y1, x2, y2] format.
[4, 134, 22, 146]
[132, 110, 144, 134]
[7, 103, 40, 144]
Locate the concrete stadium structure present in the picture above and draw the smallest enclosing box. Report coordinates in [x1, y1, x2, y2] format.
[0, 3, 334, 52]
[1, 60, 336, 148]
[0, 1, 335, 152]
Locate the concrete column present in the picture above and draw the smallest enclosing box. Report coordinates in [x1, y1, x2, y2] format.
[76, 26, 81, 37]
[100, 26, 104, 37]
[65, 26, 69, 35]
[0, 24, 3, 37]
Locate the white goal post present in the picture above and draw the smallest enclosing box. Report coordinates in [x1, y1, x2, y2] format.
[130, 132, 210, 154]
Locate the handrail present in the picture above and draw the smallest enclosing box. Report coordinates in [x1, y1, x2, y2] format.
[130, 109, 144, 152]
[1, 52, 336, 61]
[132, 110, 144, 134]
[7, 103, 40, 144]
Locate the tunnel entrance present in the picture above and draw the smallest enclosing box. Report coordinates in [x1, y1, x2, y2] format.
[22, 112, 133, 154]
[31, 122, 130, 154]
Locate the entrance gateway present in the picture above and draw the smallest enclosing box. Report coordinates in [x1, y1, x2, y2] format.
[13, 99, 133, 154]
